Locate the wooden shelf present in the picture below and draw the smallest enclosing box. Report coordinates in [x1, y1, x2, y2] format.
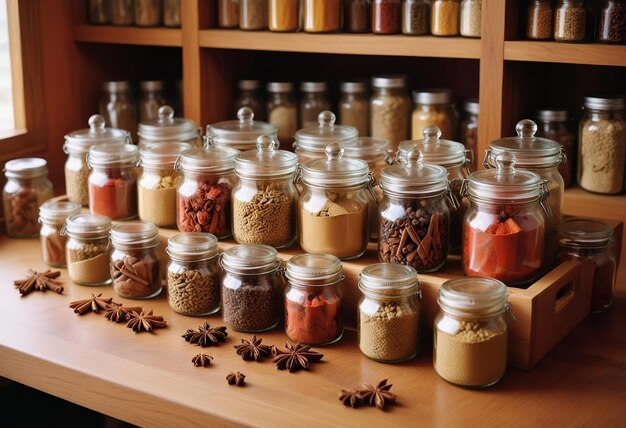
[74, 24, 182, 47]
[504, 41, 626, 67]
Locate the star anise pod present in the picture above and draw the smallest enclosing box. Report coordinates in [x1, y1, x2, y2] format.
[226, 371, 246, 386]
[272, 342, 324, 372]
[339, 387, 364, 408]
[126, 310, 167, 333]
[69, 293, 115, 315]
[104, 304, 143, 323]
[14, 269, 63, 296]
[234, 335, 272, 361]
[357, 379, 397, 410]
[182, 322, 228, 347]
[191, 353, 213, 367]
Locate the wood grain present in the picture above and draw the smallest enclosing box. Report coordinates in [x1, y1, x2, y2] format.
[505, 41, 626, 67]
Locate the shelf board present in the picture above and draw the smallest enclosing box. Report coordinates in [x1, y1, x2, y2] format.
[504, 41, 626, 67]
[74, 24, 182, 47]
[198, 30, 481, 59]
[564, 186, 626, 218]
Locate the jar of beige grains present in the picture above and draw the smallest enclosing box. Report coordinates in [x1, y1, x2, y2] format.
[370, 75, 411, 153]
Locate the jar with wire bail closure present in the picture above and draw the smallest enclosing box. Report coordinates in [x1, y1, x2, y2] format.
[137, 105, 200, 148]
[294, 111, 359, 164]
[206, 106, 278, 152]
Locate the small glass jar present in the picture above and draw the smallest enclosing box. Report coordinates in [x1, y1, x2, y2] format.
[167, 232, 221, 316]
[554, 0, 587, 42]
[39, 201, 81, 268]
[269, 0, 300, 32]
[304, 0, 342, 32]
[88, 142, 139, 221]
[411, 88, 459, 140]
[138, 80, 166, 123]
[527, 0, 553, 40]
[63, 213, 112, 286]
[234, 79, 264, 121]
[135, 0, 161, 26]
[232, 136, 298, 248]
[299, 81, 332, 128]
[294, 111, 359, 164]
[285, 253, 344, 345]
[344, 0, 372, 33]
[460, 0, 481, 37]
[206, 107, 277, 152]
[431, 0, 460, 36]
[598, 0, 626, 44]
[358, 263, 421, 362]
[110, 221, 162, 299]
[176, 145, 239, 238]
[578, 95, 626, 194]
[338, 80, 370, 137]
[536, 108, 575, 188]
[3, 158, 54, 238]
[88, 0, 110, 24]
[240, 0, 268, 30]
[402, 0, 430, 35]
[219, 0, 240, 28]
[137, 105, 200, 148]
[266, 81, 298, 149]
[100, 81, 137, 142]
[110, 0, 134, 25]
[557, 218, 617, 313]
[464, 153, 549, 286]
[221, 244, 282, 332]
[434, 277, 511, 387]
[370, 74, 411, 153]
[163, 0, 181, 27]
[460, 98, 479, 171]
[298, 143, 374, 260]
[372, 0, 401, 34]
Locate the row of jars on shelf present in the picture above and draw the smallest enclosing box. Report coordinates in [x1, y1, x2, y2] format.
[88, 0, 181, 27]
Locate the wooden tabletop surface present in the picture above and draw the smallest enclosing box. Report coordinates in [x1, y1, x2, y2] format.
[1, 235, 625, 427]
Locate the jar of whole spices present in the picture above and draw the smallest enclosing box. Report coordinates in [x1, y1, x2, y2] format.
[110, 0, 134, 25]
[459, 0, 481, 37]
[207, 107, 278, 152]
[463, 152, 549, 286]
[63, 213, 112, 286]
[431, 0, 460, 36]
[234, 79, 264, 120]
[372, 0, 402, 34]
[536, 108, 575, 188]
[379, 149, 454, 272]
[370, 74, 411, 153]
[300, 81, 332, 128]
[527, 0, 553, 40]
[135, 0, 161, 27]
[411, 88, 459, 141]
[304, 0, 342, 33]
[39, 201, 82, 268]
[558, 218, 617, 313]
[598, 0, 626, 44]
[266, 81, 298, 149]
[554, 0, 587, 42]
[434, 277, 512, 387]
[88, 0, 110, 24]
[294, 111, 359, 164]
[402, 0, 430, 35]
[176, 145, 239, 238]
[358, 263, 421, 362]
[167, 232, 221, 316]
[338, 80, 370, 137]
[578, 95, 626, 194]
[232, 135, 298, 248]
[138, 81, 166, 124]
[285, 253, 344, 345]
[219, 0, 240, 28]
[460, 98, 479, 171]
[163, 0, 181, 27]
[240, 0, 268, 30]
[269, 0, 300, 31]
[110, 221, 162, 299]
[344, 0, 372, 33]
[221, 244, 282, 332]
[100, 81, 137, 142]
[138, 105, 200, 148]
[3, 158, 54, 238]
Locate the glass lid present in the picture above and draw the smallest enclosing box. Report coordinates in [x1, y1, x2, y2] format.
[207, 107, 277, 149]
[63, 213, 111, 235]
[140, 141, 195, 167]
[559, 217, 614, 247]
[138, 105, 198, 141]
[381, 148, 449, 194]
[87, 142, 139, 167]
[4, 157, 48, 179]
[300, 143, 370, 187]
[342, 137, 390, 162]
[235, 135, 298, 179]
[177, 145, 239, 174]
[221, 244, 279, 273]
[39, 201, 82, 223]
[64, 114, 129, 153]
[167, 232, 218, 258]
[438, 277, 507, 315]
[285, 254, 343, 284]
[294, 111, 358, 153]
[397, 126, 468, 166]
[359, 263, 419, 292]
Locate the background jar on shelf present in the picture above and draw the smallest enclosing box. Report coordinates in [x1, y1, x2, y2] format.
[338, 80, 370, 137]
[234, 79, 264, 120]
[431, 0, 460, 36]
[206, 107, 277, 152]
[299, 81, 332, 128]
[266, 81, 298, 149]
[269, 0, 300, 32]
[527, 0, 553, 40]
[88, 0, 110, 24]
[138, 105, 200, 148]
[138, 80, 166, 123]
[372, 0, 402, 34]
[240, 0, 268, 30]
[100, 80, 137, 142]
[219, 0, 240, 28]
[460, 98, 479, 171]
[554, 0, 587, 42]
[163, 0, 181, 27]
[63, 213, 112, 286]
[536, 108, 576, 189]
[39, 201, 81, 268]
[344, 0, 372, 33]
[304, 0, 342, 32]
[411, 88, 459, 140]
[597, 0, 626, 44]
[460, 0, 481, 37]
[402, 0, 430, 35]
[110, 0, 134, 25]
[370, 74, 411, 153]
[135, 0, 161, 27]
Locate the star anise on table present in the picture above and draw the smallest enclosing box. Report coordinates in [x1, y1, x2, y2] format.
[69, 293, 116, 315]
[104, 304, 143, 323]
[125, 310, 167, 333]
[272, 342, 324, 372]
[14, 269, 63, 296]
[191, 353, 213, 367]
[357, 379, 397, 410]
[182, 322, 228, 347]
[234, 335, 272, 361]
[226, 371, 246, 386]
[339, 387, 365, 408]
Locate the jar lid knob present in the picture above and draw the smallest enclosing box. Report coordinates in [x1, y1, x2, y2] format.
[406, 148, 424, 167]
[318, 111, 336, 128]
[515, 119, 537, 139]
[158, 105, 175, 124]
[256, 134, 278, 152]
[237, 106, 255, 124]
[422, 125, 442, 142]
[495, 152, 516, 175]
[325, 143, 344, 161]
[88, 114, 106, 133]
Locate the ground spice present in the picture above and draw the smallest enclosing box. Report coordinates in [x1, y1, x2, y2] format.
[598, 0, 626, 43]
[222, 276, 280, 332]
[304, 0, 342, 32]
[372, 0, 401, 34]
[168, 269, 220, 316]
[411, 105, 456, 140]
[359, 301, 419, 361]
[371, 91, 410, 153]
[338, 90, 370, 137]
[402, 0, 429, 35]
[554, 2, 586, 42]
[65, 166, 90, 206]
[90, 177, 137, 220]
[580, 116, 626, 194]
[139, 174, 181, 228]
[285, 287, 342, 345]
[218, 0, 240, 28]
[459, 0, 481, 37]
[269, 0, 299, 31]
[344, 0, 371, 33]
[527, 0, 553, 39]
[67, 246, 111, 286]
[134, 0, 161, 26]
[240, 0, 268, 30]
[431, 0, 459, 36]
[178, 180, 232, 237]
[4, 188, 39, 237]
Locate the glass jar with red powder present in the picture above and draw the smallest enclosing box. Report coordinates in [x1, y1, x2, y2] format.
[372, 0, 401, 34]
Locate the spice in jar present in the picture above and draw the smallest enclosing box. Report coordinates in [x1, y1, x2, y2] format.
[459, 0, 481, 37]
[536, 109, 575, 188]
[304, 0, 342, 32]
[134, 0, 161, 26]
[240, 0, 268, 30]
[402, 0, 430, 35]
[110, 0, 134, 25]
[372, 0, 401, 34]
[39, 201, 81, 268]
[266, 82, 298, 149]
[598, 0, 626, 44]
[460, 99, 479, 171]
[299, 81, 332, 128]
[269, 0, 300, 31]
[338, 80, 370, 137]
[370, 75, 411, 153]
[554, 0, 587, 42]
[527, 0, 553, 40]
[219, 0, 240, 28]
[344, 0, 371, 33]
[163, 0, 181, 27]
[431, 0, 460, 36]
[64, 213, 112, 286]
[89, 0, 110, 24]
[411, 88, 459, 140]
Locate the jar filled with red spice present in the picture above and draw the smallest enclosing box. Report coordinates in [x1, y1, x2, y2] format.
[285, 253, 344, 346]
[373, 0, 402, 34]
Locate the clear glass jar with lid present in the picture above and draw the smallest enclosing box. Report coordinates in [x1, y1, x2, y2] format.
[135, 0, 161, 26]
[110, 221, 162, 299]
[39, 201, 81, 267]
[370, 74, 411, 153]
[3, 158, 54, 238]
[358, 263, 421, 362]
[463, 153, 550, 286]
[285, 253, 344, 345]
[221, 244, 283, 332]
[167, 232, 221, 316]
[163, 0, 181, 27]
[434, 277, 512, 387]
[138, 80, 166, 123]
[554, 0, 587, 42]
[232, 135, 299, 248]
[266, 81, 298, 149]
[269, 0, 300, 32]
[431, 0, 460, 36]
[598, 0, 626, 44]
[344, 0, 372, 33]
[527, 0, 553, 40]
[294, 111, 359, 164]
[379, 149, 454, 272]
[88, 0, 110, 24]
[176, 145, 239, 238]
[240, 0, 268, 30]
[338, 80, 370, 137]
[304, 0, 342, 33]
[411, 88, 459, 140]
[234, 80, 264, 121]
[460, 98, 479, 171]
[63, 213, 112, 286]
[536, 108, 575, 189]
[100, 81, 137, 141]
[218, 0, 240, 28]
[137, 105, 200, 148]
[207, 107, 278, 153]
[460, 0, 481, 37]
[298, 143, 374, 260]
[403, 0, 430, 35]
[300, 81, 332, 128]
[110, 0, 134, 25]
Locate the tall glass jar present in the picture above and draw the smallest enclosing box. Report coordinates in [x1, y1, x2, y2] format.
[379, 149, 453, 272]
[137, 105, 200, 148]
[402, 0, 430, 35]
[372, 0, 401, 34]
[88, 142, 139, 221]
[110, 221, 162, 299]
[266, 81, 298, 149]
[269, 0, 300, 32]
[221, 244, 282, 332]
[167, 232, 221, 316]
[110, 0, 134, 25]
[88, 0, 110, 24]
[294, 111, 359, 164]
[3, 158, 54, 238]
[460, 98, 479, 171]
[63, 213, 112, 286]
[163, 0, 181, 27]
[298, 143, 374, 260]
[370, 74, 411, 153]
[338, 80, 370, 137]
[527, 0, 553, 40]
[344, 0, 371, 33]
[578, 95, 626, 194]
[232, 136, 298, 248]
[304, 0, 342, 33]
[138, 80, 166, 123]
[434, 277, 511, 387]
[358, 263, 421, 362]
[460, 0, 481, 37]
[219, 0, 240, 28]
[285, 254, 344, 345]
[39, 201, 81, 268]
[240, 0, 268, 30]
[100, 81, 137, 142]
[176, 145, 239, 238]
[135, 0, 161, 26]
[299, 81, 332, 128]
[431, 0, 460, 36]
[598, 0, 626, 44]
[234, 79, 264, 120]
[554, 0, 587, 42]
[536, 108, 575, 188]
[411, 88, 459, 140]
[206, 107, 277, 152]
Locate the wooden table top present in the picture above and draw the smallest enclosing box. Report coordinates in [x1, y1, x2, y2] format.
[1, 235, 624, 427]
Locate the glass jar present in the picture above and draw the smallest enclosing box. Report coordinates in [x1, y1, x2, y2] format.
[221, 244, 282, 332]
[379, 149, 453, 272]
[232, 136, 298, 248]
[304, 0, 342, 32]
[536, 108, 575, 188]
[110, 0, 134, 25]
[135, 0, 161, 26]
[402, 0, 430, 35]
[598, 0, 626, 44]
[219, 0, 240, 28]
[527, 0, 553, 40]
[240, 0, 268, 30]
[358, 263, 421, 362]
[294, 111, 359, 164]
[266, 81, 298, 149]
[163, 0, 181, 27]
[206, 106, 277, 152]
[578, 95, 626, 194]
[299, 81, 332, 128]
[464, 153, 549, 286]
[167, 232, 221, 316]
[63, 213, 112, 286]
[138, 105, 200, 148]
[338, 80, 370, 137]
[372, 0, 401, 34]
[3, 158, 54, 238]
[344, 0, 371, 33]
[460, 98, 478, 171]
[411, 88, 459, 140]
[110, 221, 162, 299]
[557, 217, 617, 313]
[269, 0, 300, 32]
[100, 81, 137, 142]
[554, 0, 587, 42]
[39, 201, 81, 268]
[88, 142, 139, 221]
[88, 0, 110, 24]
[138, 80, 166, 123]
[460, 0, 481, 37]
[370, 74, 411, 153]
[176, 145, 239, 238]
[431, 0, 460, 36]
[234, 79, 264, 121]
[285, 253, 344, 345]
[434, 277, 511, 387]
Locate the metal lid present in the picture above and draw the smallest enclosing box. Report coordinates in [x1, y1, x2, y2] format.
[238, 79, 260, 90]
[235, 135, 298, 179]
[536, 108, 568, 122]
[4, 157, 48, 179]
[413, 88, 453, 105]
[221, 244, 279, 274]
[294, 111, 359, 154]
[140, 141, 194, 168]
[137, 105, 198, 142]
[463, 98, 479, 115]
[267, 81, 294, 93]
[140, 80, 164, 91]
[207, 107, 277, 151]
[340, 80, 368, 93]
[583, 94, 625, 111]
[301, 143, 370, 187]
[371, 74, 407, 89]
[87, 142, 139, 167]
[177, 145, 239, 174]
[285, 253, 343, 285]
[300, 81, 328, 92]
[102, 80, 131, 93]
[167, 232, 218, 260]
[110, 221, 160, 247]
[381, 149, 449, 195]
[39, 201, 82, 224]
[63, 213, 111, 237]
[64, 115, 130, 154]
[397, 126, 468, 166]
[342, 137, 390, 163]
[559, 217, 615, 248]
[438, 277, 508, 317]
[359, 263, 420, 296]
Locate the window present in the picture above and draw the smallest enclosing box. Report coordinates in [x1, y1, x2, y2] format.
[0, 1, 14, 133]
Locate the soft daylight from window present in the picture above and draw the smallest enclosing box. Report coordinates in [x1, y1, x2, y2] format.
[0, 0, 14, 133]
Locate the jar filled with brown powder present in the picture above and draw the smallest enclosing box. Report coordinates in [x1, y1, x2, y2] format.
[64, 213, 112, 286]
